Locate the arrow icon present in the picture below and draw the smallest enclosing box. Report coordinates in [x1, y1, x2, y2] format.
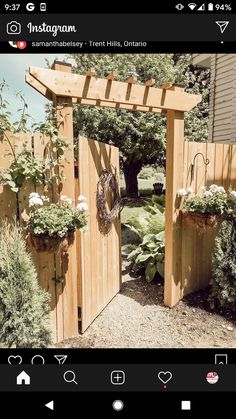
[45, 401, 54, 411]
[54, 354, 68, 364]
[216, 21, 229, 34]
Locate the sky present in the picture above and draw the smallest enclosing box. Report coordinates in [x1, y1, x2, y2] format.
[0, 54, 74, 125]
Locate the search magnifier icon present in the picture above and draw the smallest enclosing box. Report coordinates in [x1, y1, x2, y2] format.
[63, 370, 78, 384]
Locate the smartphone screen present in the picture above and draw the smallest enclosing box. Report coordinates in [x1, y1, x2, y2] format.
[0, 1, 235, 415]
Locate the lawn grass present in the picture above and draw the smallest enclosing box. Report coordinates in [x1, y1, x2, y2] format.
[120, 177, 159, 197]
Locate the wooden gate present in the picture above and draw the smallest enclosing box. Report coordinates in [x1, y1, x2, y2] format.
[77, 136, 121, 333]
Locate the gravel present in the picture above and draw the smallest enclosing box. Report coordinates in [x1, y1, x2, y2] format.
[57, 258, 236, 349]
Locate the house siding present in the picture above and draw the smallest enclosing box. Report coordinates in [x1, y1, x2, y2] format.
[192, 53, 236, 143]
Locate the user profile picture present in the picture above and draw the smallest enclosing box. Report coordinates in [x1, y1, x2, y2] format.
[206, 372, 219, 384]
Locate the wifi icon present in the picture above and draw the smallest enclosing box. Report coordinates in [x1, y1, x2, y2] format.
[188, 3, 197, 9]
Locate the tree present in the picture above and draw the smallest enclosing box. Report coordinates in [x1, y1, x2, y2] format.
[0, 221, 52, 348]
[71, 54, 210, 198]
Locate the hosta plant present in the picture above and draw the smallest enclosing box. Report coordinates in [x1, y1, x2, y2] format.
[128, 231, 165, 282]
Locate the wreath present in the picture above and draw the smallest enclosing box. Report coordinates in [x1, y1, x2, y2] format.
[96, 169, 122, 225]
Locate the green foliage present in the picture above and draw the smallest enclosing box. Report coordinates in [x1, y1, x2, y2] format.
[124, 206, 165, 241]
[0, 83, 68, 193]
[139, 188, 154, 197]
[70, 54, 209, 196]
[138, 166, 165, 182]
[128, 231, 165, 282]
[28, 201, 87, 238]
[152, 194, 165, 208]
[184, 185, 227, 215]
[0, 80, 31, 134]
[0, 221, 52, 348]
[71, 53, 209, 155]
[0, 147, 45, 192]
[210, 218, 236, 311]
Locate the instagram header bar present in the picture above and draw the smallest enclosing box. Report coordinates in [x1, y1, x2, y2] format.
[1, 14, 235, 42]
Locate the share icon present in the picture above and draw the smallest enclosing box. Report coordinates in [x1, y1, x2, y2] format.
[215, 21, 229, 34]
[54, 355, 68, 364]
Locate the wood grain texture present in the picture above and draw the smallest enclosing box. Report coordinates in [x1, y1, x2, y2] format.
[78, 136, 121, 333]
[164, 108, 185, 307]
[29, 66, 202, 112]
[52, 62, 78, 340]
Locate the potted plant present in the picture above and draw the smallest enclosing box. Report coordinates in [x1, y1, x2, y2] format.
[27, 193, 88, 253]
[178, 185, 227, 228]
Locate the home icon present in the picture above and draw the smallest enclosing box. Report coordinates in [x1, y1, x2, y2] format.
[16, 371, 30, 385]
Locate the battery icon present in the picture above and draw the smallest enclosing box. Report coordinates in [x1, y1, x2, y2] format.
[208, 3, 214, 10]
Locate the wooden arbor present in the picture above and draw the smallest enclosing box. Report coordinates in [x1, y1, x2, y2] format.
[26, 61, 202, 321]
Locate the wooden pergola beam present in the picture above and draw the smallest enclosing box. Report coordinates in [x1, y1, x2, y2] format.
[145, 78, 156, 87]
[28, 66, 202, 112]
[25, 73, 52, 101]
[76, 98, 165, 113]
[25, 74, 164, 114]
[106, 71, 118, 80]
[86, 68, 96, 77]
[125, 75, 137, 84]
[160, 83, 174, 90]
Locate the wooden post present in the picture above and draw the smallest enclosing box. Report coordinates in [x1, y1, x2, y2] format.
[52, 61, 78, 339]
[164, 88, 185, 307]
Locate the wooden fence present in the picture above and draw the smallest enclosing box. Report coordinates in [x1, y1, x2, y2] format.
[165, 139, 236, 307]
[0, 132, 121, 341]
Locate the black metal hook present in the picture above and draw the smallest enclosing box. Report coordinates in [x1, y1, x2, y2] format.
[191, 152, 210, 183]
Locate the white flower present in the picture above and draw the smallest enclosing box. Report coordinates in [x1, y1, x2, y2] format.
[217, 186, 225, 193]
[203, 191, 213, 198]
[66, 198, 73, 205]
[209, 184, 219, 193]
[187, 187, 193, 194]
[230, 190, 236, 198]
[29, 192, 40, 199]
[177, 188, 187, 197]
[201, 186, 206, 193]
[78, 195, 87, 202]
[60, 195, 68, 202]
[77, 202, 88, 211]
[40, 195, 49, 202]
[29, 196, 44, 207]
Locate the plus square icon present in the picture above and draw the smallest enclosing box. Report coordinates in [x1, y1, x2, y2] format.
[111, 370, 126, 385]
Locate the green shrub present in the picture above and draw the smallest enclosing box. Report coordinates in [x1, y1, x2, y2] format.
[210, 218, 236, 311]
[138, 166, 157, 180]
[154, 172, 165, 183]
[0, 221, 52, 347]
[124, 206, 165, 241]
[138, 166, 165, 181]
[139, 188, 153, 197]
[128, 231, 165, 282]
[151, 194, 165, 208]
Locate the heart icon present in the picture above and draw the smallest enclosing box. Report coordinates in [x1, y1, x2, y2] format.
[8, 355, 23, 365]
[158, 371, 172, 384]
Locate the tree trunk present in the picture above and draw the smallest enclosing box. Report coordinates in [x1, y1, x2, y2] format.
[123, 159, 142, 198]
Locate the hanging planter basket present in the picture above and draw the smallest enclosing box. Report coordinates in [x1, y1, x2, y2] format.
[182, 210, 221, 228]
[29, 230, 75, 253]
